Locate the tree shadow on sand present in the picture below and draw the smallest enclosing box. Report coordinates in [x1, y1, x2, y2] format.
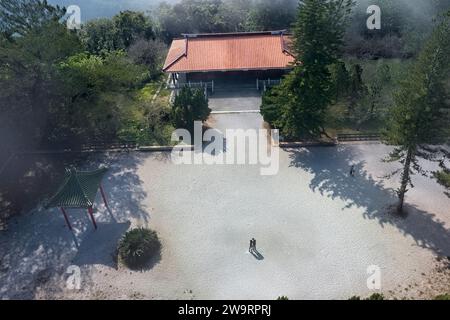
[0, 151, 157, 299]
[288, 145, 450, 256]
[83, 152, 151, 224]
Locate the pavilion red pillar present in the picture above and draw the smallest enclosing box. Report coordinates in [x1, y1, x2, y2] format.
[87, 206, 98, 230]
[99, 184, 109, 209]
[60, 207, 72, 230]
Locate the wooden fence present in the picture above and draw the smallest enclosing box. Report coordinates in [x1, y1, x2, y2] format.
[336, 133, 381, 142]
[80, 140, 138, 151]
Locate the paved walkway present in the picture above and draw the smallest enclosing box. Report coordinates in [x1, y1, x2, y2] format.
[207, 87, 264, 132]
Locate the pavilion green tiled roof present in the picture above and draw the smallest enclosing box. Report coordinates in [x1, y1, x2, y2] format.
[45, 168, 108, 209]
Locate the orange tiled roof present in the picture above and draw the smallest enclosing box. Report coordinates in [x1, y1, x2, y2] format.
[163, 31, 295, 73]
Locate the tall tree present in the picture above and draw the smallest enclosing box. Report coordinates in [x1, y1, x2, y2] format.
[0, 19, 82, 150]
[0, 0, 65, 38]
[247, 0, 297, 31]
[261, 0, 354, 138]
[127, 38, 167, 79]
[81, 11, 154, 54]
[383, 13, 450, 213]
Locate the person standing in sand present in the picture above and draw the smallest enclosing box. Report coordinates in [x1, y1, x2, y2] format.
[249, 239, 254, 253]
[253, 238, 257, 252]
[350, 165, 355, 177]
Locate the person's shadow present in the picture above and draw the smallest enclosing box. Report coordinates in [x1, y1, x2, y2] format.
[250, 249, 264, 260]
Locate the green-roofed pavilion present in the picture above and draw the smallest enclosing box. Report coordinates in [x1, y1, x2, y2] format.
[46, 167, 110, 230]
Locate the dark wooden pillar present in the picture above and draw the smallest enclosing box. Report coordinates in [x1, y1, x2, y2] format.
[99, 184, 109, 209]
[87, 206, 97, 230]
[60, 207, 72, 230]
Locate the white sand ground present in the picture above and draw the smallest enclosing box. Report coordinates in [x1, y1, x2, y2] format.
[1, 143, 449, 300]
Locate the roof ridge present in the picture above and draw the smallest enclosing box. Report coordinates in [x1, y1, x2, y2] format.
[162, 38, 188, 72]
[181, 30, 287, 38]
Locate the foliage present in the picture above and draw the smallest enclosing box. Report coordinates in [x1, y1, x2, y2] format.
[260, 0, 354, 139]
[118, 83, 175, 146]
[344, 0, 450, 58]
[330, 61, 351, 101]
[172, 87, 211, 133]
[156, 0, 298, 42]
[0, 0, 66, 38]
[434, 293, 450, 300]
[366, 293, 384, 300]
[50, 51, 148, 146]
[435, 170, 450, 197]
[348, 293, 384, 300]
[349, 64, 366, 106]
[247, 0, 297, 31]
[0, 1, 171, 153]
[127, 38, 167, 79]
[325, 58, 410, 134]
[0, 19, 83, 151]
[81, 11, 155, 54]
[383, 13, 450, 213]
[118, 228, 161, 269]
[276, 295, 289, 300]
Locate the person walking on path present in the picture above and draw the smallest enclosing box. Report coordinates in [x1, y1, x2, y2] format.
[249, 239, 254, 253]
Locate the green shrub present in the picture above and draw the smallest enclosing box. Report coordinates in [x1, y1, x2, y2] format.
[348, 293, 384, 300]
[118, 228, 161, 268]
[277, 296, 289, 300]
[434, 294, 450, 300]
[366, 293, 385, 300]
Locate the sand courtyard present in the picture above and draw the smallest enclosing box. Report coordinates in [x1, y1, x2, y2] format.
[1, 143, 449, 300]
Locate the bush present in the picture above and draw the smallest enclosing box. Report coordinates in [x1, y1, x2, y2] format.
[276, 296, 289, 300]
[348, 293, 384, 300]
[434, 294, 450, 300]
[366, 293, 384, 300]
[171, 87, 211, 133]
[118, 228, 161, 268]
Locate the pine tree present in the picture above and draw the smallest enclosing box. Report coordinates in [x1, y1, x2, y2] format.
[384, 13, 450, 213]
[261, 0, 354, 139]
